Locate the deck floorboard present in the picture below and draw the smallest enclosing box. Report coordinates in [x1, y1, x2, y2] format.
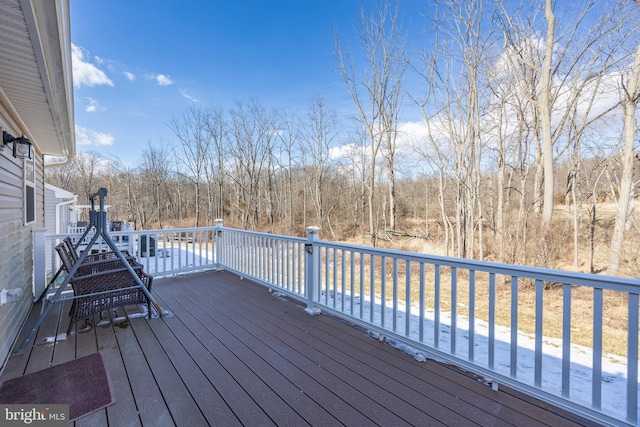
[1, 269, 595, 426]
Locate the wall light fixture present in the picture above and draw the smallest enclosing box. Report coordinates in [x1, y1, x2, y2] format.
[2, 131, 32, 159]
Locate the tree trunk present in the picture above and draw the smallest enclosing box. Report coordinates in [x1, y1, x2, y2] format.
[540, 0, 556, 232]
[608, 42, 640, 275]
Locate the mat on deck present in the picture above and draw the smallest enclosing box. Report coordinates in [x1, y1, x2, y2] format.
[0, 352, 115, 421]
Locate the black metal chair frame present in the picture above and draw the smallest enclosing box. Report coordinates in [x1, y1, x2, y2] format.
[55, 240, 152, 334]
[15, 188, 165, 355]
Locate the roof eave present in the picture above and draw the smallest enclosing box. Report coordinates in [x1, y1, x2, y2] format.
[24, 0, 75, 157]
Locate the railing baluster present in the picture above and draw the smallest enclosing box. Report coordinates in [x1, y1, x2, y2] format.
[281, 241, 291, 290]
[261, 235, 266, 282]
[434, 264, 440, 349]
[370, 254, 375, 323]
[359, 252, 365, 319]
[276, 238, 280, 287]
[272, 236, 276, 285]
[350, 251, 355, 316]
[272, 237, 277, 285]
[592, 287, 603, 410]
[333, 248, 338, 309]
[287, 241, 291, 291]
[406, 260, 411, 337]
[535, 279, 543, 387]
[341, 249, 346, 312]
[419, 263, 425, 343]
[297, 242, 302, 295]
[469, 270, 475, 362]
[488, 272, 495, 370]
[511, 276, 518, 378]
[248, 234, 253, 277]
[192, 230, 197, 267]
[259, 234, 264, 282]
[282, 239, 287, 289]
[325, 247, 330, 305]
[451, 267, 457, 355]
[393, 258, 399, 333]
[562, 283, 571, 397]
[381, 257, 387, 329]
[316, 244, 322, 302]
[627, 293, 639, 424]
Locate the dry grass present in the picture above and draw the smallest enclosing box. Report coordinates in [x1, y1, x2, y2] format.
[332, 208, 639, 358]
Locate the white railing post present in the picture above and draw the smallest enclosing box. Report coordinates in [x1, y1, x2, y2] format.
[305, 226, 321, 315]
[215, 219, 224, 270]
[32, 227, 47, 301]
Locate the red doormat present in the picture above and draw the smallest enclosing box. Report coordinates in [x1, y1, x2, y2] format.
[0, 352, 115, 421]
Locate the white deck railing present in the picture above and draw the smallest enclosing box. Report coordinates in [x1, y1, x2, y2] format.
[45, 227, 218, 279]
[44, 223, 639, 426]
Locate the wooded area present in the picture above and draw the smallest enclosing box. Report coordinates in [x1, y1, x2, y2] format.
[47, 0, 640, 277]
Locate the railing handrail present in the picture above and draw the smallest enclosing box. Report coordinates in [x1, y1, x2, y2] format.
[317, 239, 640, 293]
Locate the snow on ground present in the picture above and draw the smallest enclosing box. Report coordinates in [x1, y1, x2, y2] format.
[319, 289, 637, 420]
[137, 246, 214, 275]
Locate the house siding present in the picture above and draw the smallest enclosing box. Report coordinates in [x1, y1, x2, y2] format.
[44, 189, 55, 232]
[43, 184, 76, 282]
[0, 0, 73, 372]
[0, 150, 44, 369]
[44, 184, 76, 235]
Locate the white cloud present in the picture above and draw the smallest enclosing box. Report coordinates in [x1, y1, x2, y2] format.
[398, 121, 429, 144]
[329, 143, 363, 161]
[180, 89, 199, 102]
[71, 44, 114, 88]
[75, 125, 91, 146]
[94, 132, 114, 146]
[75, 125, 114, 146]
[155, 74, 174, 86]
[85, 97, 101, 113]
[124, 71, 136, 81]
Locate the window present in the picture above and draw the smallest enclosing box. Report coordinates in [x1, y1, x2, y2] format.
[24, 156, 35, 225]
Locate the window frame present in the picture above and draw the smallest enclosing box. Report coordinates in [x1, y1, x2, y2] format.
[24, 156, 35, 225]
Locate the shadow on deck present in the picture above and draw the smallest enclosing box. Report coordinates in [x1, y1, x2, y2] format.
[1, 270, 595, 426]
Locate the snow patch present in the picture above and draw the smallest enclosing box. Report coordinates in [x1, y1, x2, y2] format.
[318, 288, 639, 418]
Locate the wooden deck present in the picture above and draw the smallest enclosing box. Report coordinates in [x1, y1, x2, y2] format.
[1, 270, 595, 426]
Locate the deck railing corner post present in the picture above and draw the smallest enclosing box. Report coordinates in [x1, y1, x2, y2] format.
[32, 227, 47, 300]
[215, 219, 224, 270]
[305, 226, 321, 315]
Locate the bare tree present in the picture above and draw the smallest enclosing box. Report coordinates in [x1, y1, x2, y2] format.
[609, 3, 640, 274]
[300, 96, 340, 235]
[335, 0, 407, 244]
[204, 107, 228, 223]
[169, 107, 212, 227]
[108, 157, 144, 229]
[228, 100, 272, 229]
[140, 141, 173, 228]
[344, 125, 370, 242]
[44, 158, 76, 191]
[498, 0, 626, 233]
[275, 109, 302, 233]
[73, 151, 103, 198]
[414, 0, 494, 258]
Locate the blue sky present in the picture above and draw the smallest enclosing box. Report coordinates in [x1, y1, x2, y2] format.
[70, 1, 427, 164]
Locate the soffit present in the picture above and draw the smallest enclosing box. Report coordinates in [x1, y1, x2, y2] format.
[0, 0, 74, 157]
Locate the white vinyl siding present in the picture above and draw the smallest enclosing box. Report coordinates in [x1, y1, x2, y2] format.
[0, 150, 44, 368]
